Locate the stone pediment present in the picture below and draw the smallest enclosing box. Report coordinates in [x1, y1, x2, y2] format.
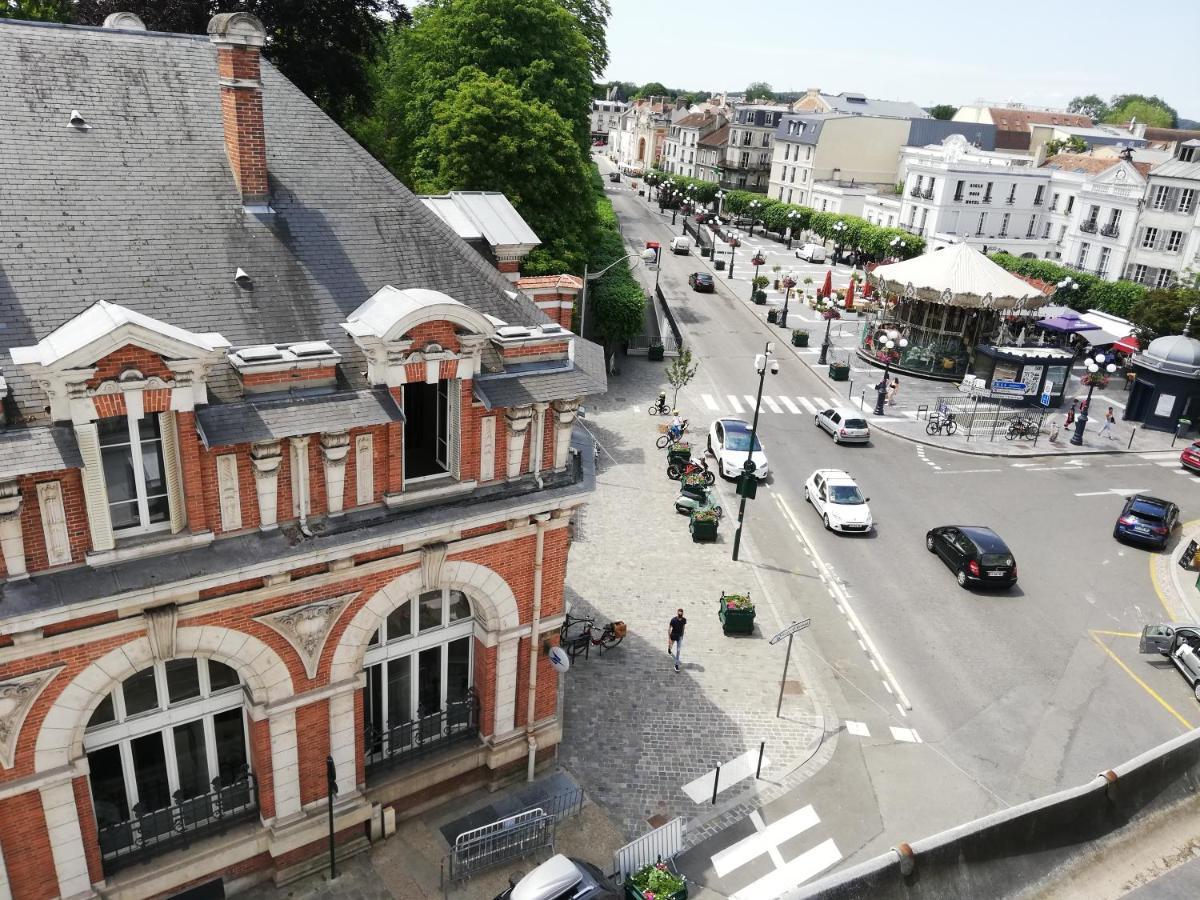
[0, 666, 63, 769]
[254, 593, 356, 679]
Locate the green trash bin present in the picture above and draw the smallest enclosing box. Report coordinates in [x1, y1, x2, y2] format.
[714, 259, 726, 271]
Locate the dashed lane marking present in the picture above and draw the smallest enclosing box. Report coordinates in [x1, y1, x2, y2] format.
[845, 720, 870, 737]
[890, 726, 922, 743]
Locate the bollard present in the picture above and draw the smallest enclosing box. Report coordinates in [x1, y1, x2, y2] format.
[1128, 425, 1137, 450]
[712, 764, 721, 805]
[756, 741, 766, 779]
[848, 379, 854, 399]
[860, 389, 866, 411]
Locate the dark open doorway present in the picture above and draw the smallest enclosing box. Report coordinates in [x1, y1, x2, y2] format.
[403, 381, 448, 479]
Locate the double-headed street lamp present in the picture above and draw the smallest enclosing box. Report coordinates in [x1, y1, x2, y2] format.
[732, 341, 779, 562]
[579, 248, 657, 338]
[786, 210, 799, 250]
[1069, 352, 1117, 445]
[888, 235, 906, 260]
[747, 200, 761, 236]
[873, 329, 908, 415]
[716, 189, 726, 220]
[780, 271, 796, 329]
[832, 220, 848, 265]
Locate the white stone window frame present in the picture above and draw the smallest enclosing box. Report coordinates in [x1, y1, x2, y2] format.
[83, 659, 248, 820]
[97, 408, 174, 537]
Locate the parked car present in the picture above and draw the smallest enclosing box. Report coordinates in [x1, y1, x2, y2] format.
[608, 171, 621, 182]
[695, 211, 716, 224]
[1181, 441, 1200, 474]
[925, 525, 1017, 589]
[495, 855, 620, 900]
[1113, 494, 1179, 549]
[708, 418, 768, 480]
[1139, 624, 1200, 701]
[796, 242, 826, 263]
[689, 272, 715, 293]
[803, 469, 872, 533]
[670, 236, 692, 255]
[814, 408, 870, 444]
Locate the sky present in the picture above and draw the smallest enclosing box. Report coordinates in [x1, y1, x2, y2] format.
[601, 0, 1200, 122]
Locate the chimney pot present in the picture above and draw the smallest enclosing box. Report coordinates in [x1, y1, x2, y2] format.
[208, 13, 269, 207]
[102, 12, 146, 30]
[207, 12, 267, 49]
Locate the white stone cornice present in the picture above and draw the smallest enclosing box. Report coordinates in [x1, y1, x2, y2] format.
[0, 666, 63, 769]
[253, 593, 356, 679]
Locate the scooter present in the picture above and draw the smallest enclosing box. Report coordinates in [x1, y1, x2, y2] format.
[675, 482, 723, 517]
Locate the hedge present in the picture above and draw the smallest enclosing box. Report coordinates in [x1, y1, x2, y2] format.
[988, 252, 1147, 318]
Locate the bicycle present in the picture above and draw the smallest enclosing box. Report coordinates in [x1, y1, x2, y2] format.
[560, 612, 625, 659]
[656, 419, 690, 448]
[648, 397, 673, 416]
[926, 411, 958, 436]
[1006, 417, 1037, 440]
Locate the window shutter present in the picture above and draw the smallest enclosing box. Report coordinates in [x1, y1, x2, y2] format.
[74, 421, 115, 552]
[159, 411, 187, 533]
[448, 379, 462, 480]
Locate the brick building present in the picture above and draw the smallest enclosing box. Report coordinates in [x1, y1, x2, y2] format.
[0, 11, 602, 900]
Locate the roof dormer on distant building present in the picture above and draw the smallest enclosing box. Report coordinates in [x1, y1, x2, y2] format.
[952, 105, 1094, 152]
[790, 88, 930, 120]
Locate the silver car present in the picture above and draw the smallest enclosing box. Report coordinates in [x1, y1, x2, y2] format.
[1140, 624, 1200, 700]
[814, 408, 870, 444]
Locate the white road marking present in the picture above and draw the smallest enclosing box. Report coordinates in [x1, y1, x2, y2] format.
[727, 395, 744, 414]
[845, 720, 870, 737]
[702, 393, 720, 411]
[710, 805, 820, 877]
[728, 839, 842, 900]
[797, 397, 820, 414]
[762, 396, 783, 414]
[682, 748, 769, 804]
[745, 395, 765, 411]
[1104, 463, 1150, 468]
[778, 396, 801, 414]
[1075, 488, 1149, 497]
[890, 726, 922, 743]
[825, 398, 844, 410]
[934, 469, 1003, 475]
[1141, 451, 1183, 461]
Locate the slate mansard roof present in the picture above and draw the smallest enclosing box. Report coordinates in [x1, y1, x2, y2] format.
[0, 17, 558, 418]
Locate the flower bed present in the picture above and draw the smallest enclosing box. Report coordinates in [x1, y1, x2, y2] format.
[626, 861, 688, 900]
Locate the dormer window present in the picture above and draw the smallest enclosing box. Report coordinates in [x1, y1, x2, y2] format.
[98, 412, 170, 533]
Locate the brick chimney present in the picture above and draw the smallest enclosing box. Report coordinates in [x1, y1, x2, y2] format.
[208, 13, 269, 207]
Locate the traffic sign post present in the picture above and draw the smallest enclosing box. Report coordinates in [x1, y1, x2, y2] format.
[990, 379, 1027, 398]
[1040, 391, 1051, 407]
[771, 619, 812, 718]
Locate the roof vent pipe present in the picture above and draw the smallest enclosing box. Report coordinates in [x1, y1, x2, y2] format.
[69, 110, 90, 130]
[234, 267, 253, 289]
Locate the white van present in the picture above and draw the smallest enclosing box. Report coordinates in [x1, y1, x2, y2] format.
[670, 236, 692, 255]
[797, 242, 826, 263]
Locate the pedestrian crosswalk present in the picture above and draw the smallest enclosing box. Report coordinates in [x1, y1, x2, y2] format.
[701, 392, 857, 417]
[843, 720, 923, 743]
[708, 804, 843, 900]
[1138, 451, 1200, 478]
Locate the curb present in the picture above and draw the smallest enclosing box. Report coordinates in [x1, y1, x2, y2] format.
[1168, 521, 1200, 624]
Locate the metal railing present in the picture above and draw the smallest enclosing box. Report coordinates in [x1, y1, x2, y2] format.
[1079, 220, 1098, 233]
[613, 817, 684, 882]
[909, 185, 922, 197]
[446, 809, 556, 883]
[920, 188, 934, 199]
[1101, 224, 1120, 238]
[364, 689, 480, 776]
[97, 769, 258, 875]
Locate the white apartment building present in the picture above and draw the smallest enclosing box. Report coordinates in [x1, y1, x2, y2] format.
[769, 114, 911, 206]
[662, 111, 725, 179]
[591, 98, 627, 141]
[719, 104, 788, 191]
[864, 195, 902, 229]
[1124, 141, 1200, 288]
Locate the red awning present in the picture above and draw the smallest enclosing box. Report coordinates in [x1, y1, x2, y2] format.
[1113, 335, 1139, 354]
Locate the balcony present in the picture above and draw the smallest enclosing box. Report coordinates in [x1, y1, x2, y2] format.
[953, 194, 964, 203]
[1005, 197, 1015, 205]
[982, 195, 993, 205]
[909, 185, 922, 197]
[902, 224, 925, 236]
[1079, 220, 1098, 234]
[97, 770, 258, 876]
[365, 689, 480, 777]
[920, 188, 934, 200]
[1101, 224, 1120, 238]
[1033, 197, 1045, 206]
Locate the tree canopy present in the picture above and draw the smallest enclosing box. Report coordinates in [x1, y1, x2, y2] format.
[928, 104, 957, 120]
[3, 0, 73, 20]
[1067, 92, 1179, 129]
[1129, 288, 1200, 344]
[1045, 135, 1087, 157]
[559, 0, 610, 77]
[633, 81, 670, 99]
[744, 81, 775, 102]
[1067, 94, 1108, 120]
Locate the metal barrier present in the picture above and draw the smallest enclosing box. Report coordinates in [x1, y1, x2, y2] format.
[654, 284, 685, 352]
[612, 817, 684, 882]
[537, 787, 585, 823]
[932, 395, 1046, 440]
[446, 809, 556, 883]
[628, 333, 681, 355]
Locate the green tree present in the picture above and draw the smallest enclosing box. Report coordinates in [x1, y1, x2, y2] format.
[1104, 93, 1177, 128]
[559, 0, 610, 77]
[3, 0, 73, 20]
[73, 0, 410, 122]
[928, 104, 957, 120]
[744, 81, 775, 102]
[1129, 288, 1200, 344]
[1068, 94, 1108, 120]
[1045, 135, 1088, 156]
[634, 81, 670, 99]
[665, 347, 700, 410]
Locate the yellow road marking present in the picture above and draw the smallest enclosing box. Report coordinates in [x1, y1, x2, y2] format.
[1089, 630, 1193, 730]
[1091, 629, 1141, 638]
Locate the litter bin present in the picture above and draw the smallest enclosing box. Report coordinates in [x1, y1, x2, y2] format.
[714, 259, 726, 271]
[701, 247, 712, 258]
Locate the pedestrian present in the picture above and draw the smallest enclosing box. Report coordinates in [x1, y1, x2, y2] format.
[1065, 401, 1077, 428]
[667, 608, 687, 673]
[1049, 415, 1061, 442]
[887, 378, 900, 407]
[1099, 406, 1116, 440]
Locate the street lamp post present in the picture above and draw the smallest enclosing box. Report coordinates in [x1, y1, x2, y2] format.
[747, 201, 761, 236]
[780, 271, 796, 329]
[1069, 352, 1117, 445]
[580, 249, 657, 338]
[888, 235, 906, 261]
[728, 234, 736, 279]
[873, 329, 908, 415]
[750, 253, 766, 301]
[716, 189, 726, 220]
[786, 210, 798, 250]
[832, 220, 847, 266]
[732, 341, 779, 562]
[817, 302, 837, 366]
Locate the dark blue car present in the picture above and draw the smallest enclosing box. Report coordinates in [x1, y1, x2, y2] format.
[1114, 495, 1179, 549]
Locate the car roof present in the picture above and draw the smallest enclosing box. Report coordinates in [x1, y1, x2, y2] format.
[1128, 494, 1171, 507]
[813, 468, 855, 483]
[512, 855, 582, 900]
[824, 407, 866, 420]
[719, 417, 751, 431]
[956, 526, 1009, 551]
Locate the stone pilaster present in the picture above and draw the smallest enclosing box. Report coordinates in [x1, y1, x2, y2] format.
[551, 399, 581, 471]
[505, 406, 533, 479]
[250, 440, 282, 530]
[320, 431, 351, 516]
[0, 480, 26, 579]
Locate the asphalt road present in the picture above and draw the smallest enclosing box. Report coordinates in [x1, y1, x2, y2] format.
[599, 161, 1200, 894]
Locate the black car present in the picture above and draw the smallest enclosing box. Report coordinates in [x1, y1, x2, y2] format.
[608, 171, 621, 182]
[689, 272, 714, 293]
[925, 525, 1018, 589]
[1114, 494, 1179, 549]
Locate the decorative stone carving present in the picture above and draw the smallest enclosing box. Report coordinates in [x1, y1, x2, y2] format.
[505, 406, 533, 479]
[254, 593, 355, 679]
[0, 667, 62, 769]
[36, 481, 71, 566]
[216, 454, 243, 531]
[552, 399, 581, 471]
[0, 480, 26, 579]
[355, 433, 374, 506]
[479, 416, 496, 482]
[88, 372, 176, 396]
[144, 605, 178, 662]
[320, 431, 351, 516]
[421, 542, 448, 590]
[250, 440, 282, 529]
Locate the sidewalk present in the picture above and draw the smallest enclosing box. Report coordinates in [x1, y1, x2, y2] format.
[1155, 518, 1200, 624]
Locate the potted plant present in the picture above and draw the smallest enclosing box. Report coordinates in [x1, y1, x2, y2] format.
[792, 328, 809, 347]
[767, 308, 779, 324]
[772, 265, 782, 290]
[718, 592, 755, 635]
[751, 276, 769, 304]
[648, 340, 665, 361]
[667, 441, 692, 468]
[626, 861, 687, 900]
[689, 507, 720, 542]
[752, 289, 768, 304]
[828, 352, 850, 381]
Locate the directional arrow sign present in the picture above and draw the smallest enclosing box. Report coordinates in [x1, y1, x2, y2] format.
[770, 619, 812, 645]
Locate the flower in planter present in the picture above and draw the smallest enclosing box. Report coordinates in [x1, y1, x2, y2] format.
[630, 862, 686, 899]
[722, 593, 754, 610]
[821, 308, 841, 321]
[782, 276, 797, 290]
[691, 507, 720, 522]
[792, 329, 809, 338]
[669, 440, 691, 451]
[751, 254, 766, 267]
[681, 472, 708, 486]
[1080, 372, 1109, 388]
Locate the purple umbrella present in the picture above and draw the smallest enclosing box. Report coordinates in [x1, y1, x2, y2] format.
[1036, 311, 1100, 333]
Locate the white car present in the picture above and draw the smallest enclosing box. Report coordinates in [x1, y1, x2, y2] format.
[814, 408, 870, 444]
[708, 418, 769, 480]
[796, 242, 826, 263]
[803, 469, 873, 533]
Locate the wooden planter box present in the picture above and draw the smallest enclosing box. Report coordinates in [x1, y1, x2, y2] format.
[689, 516, 719, 542]
[626, 884, 688, 900]
[792, 332, 809, 347]
[828, 364, 850, 382]
[718, 600, 756, 635]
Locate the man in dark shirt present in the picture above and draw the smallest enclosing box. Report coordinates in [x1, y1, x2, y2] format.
[668, 608, 686, 673]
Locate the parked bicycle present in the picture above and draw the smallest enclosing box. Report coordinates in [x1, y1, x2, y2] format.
[926, 411, 958, 436]
[1006, 417, 1038, 440]
[648, 393, 673, 416]
[667, 458, 715, 484]
[656, 419, 690, 448]
[559, 612, 625, 659]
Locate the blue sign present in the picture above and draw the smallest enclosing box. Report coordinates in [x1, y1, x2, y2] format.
[992, 379, 1027, 392]
[1040, 391, 1051, 407]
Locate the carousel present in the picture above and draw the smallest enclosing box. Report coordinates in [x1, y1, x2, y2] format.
[862, 243, 1048, 381]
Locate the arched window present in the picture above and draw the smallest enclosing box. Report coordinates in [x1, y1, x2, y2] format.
[84, 658, 256, 872]
[363, 588, 478, 772]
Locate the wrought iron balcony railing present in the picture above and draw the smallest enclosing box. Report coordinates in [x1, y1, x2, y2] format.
[1079, 220, 1098, 233]
[365, 689, 480, 776]
[1100, 224, 1120, 238]
[920, 188, 934, 199]
[97, 769, 258, 876]
[909, 185, 922, 197]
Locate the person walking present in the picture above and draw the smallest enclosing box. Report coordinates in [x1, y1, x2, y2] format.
[1099, 406, 1117, 440]
[667, 608, 687, 673]
[887, 378, 900, 407]
[1049, 415, 1061, 443]
[1065, 401, 1077, 428]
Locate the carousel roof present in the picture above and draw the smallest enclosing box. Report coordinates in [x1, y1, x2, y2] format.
[870, 243, 1046, 310]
